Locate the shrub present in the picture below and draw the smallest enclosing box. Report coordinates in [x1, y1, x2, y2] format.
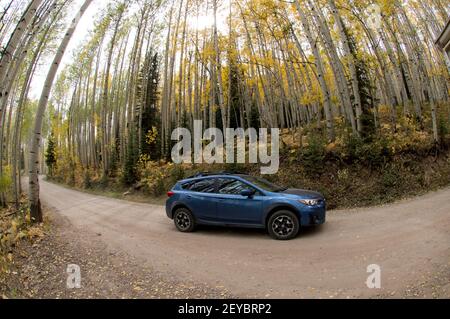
[438, 118, 449, 138]
[381, 165, 400, 189]
[223, 162, 250, 174]
[139, 161, 167, 196]
[168, 164, 185, 188]
[364, 137, 391, 168]
[99, 173, 109, 188]
[122, 132, 139, 186]
[83, 169, 92, 189]
[299, 135, 326, 175]
[342, 133, 364, 162]
[341, 133, 391, 167]
[0, 166, 12, 194]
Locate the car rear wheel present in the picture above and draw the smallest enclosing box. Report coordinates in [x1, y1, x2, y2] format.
[174, 208, 196, 233]
[268, 210, 299, 240]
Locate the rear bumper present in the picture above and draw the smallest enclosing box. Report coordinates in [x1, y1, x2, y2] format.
[165, 203, 174, 219]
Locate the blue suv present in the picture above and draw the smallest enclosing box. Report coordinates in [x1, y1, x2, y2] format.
[166, 173, 326, 240]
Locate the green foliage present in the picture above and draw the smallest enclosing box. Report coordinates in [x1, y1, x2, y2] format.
[227, 61, 244, 129]
[83, 170, 92, 189]
[122, 130, 139, 186]
[0, 168, 12, 194]
[223, 163, 250, 174]
[45, 132, 57, 177]
[249, 104, 261, 131]
[299, 135, 326, 175]
[168, 165, 185, 184]
[140, 52, 161, 161]
[69, 165, 76, 187]
[438, 118, 449, 137]
[342, 133, 391, 167]
[381, 165, 399, 188]
[109, 143, 120, 178]
[99, 173, 109, 188]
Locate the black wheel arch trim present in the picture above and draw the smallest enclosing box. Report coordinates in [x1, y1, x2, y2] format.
[263, 203, 301, 225]
[170, 202, 194, 219]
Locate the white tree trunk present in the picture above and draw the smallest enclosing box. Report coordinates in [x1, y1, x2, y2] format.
[213, 0, 227, 129]
[293, 0, 335, 141]
[28, 0, 93, 222]
[306, 0, 356, 134]
[0, 0, 43, 124]
[328, 0, 363, 133]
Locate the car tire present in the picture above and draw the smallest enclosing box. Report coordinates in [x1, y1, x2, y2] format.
[268, 210, 300, 240]
[174, 208, 196, 233]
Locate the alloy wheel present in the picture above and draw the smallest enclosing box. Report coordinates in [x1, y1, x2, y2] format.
[175, 211, 192, 231]
[272, 215, 295, 237]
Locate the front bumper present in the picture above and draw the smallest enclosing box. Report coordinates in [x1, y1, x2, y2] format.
[299, 205, 327, 226]
[308, 212, 326, 225]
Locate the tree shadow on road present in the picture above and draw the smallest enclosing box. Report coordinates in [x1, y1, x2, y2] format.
[195, 225, 267, 238]
[192, 224, 327, 240]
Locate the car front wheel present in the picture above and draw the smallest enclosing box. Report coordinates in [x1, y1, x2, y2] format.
[268, 211, 300, 240]
[174, 208, 196, 233]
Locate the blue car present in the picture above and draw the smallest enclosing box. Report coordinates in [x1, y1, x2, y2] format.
[166, 172, 326, 240]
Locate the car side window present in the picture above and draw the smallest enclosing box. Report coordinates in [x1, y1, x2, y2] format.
[185, 179, 216, 193]
[216, 178, 258, 195]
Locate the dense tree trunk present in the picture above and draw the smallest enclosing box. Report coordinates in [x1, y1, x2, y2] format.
[293, 0, 335, 141]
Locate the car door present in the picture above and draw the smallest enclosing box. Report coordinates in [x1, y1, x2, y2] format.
[214, 178, 264, 226]
[182, 178, 217, 222]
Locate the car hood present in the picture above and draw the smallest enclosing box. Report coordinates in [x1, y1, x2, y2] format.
[280, 188, 324, 199]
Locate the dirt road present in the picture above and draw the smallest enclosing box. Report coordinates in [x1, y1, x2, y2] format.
[39, 179, 450, 298]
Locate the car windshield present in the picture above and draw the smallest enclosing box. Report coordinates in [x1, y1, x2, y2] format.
[242, 176, 287, 192]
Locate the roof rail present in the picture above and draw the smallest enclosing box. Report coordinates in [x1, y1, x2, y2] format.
[187, 171, 248, 179]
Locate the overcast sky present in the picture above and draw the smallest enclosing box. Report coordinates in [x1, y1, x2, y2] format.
[28, 0, 107, 99]
[60, 0, 106, 70]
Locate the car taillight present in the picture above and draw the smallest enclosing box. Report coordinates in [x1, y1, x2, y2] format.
[167, 191, 175, 198]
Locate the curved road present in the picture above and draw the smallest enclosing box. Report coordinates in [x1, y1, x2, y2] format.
[40, 179, 450, 298]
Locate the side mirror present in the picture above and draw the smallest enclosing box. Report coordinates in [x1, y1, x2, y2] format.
[241, 189, 256, 198]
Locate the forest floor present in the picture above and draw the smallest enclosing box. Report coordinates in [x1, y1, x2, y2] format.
[2, 179, 449, 299]
[1, 209, 232, 299]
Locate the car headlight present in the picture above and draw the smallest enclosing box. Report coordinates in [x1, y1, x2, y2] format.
[298, 199, 321, 206]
